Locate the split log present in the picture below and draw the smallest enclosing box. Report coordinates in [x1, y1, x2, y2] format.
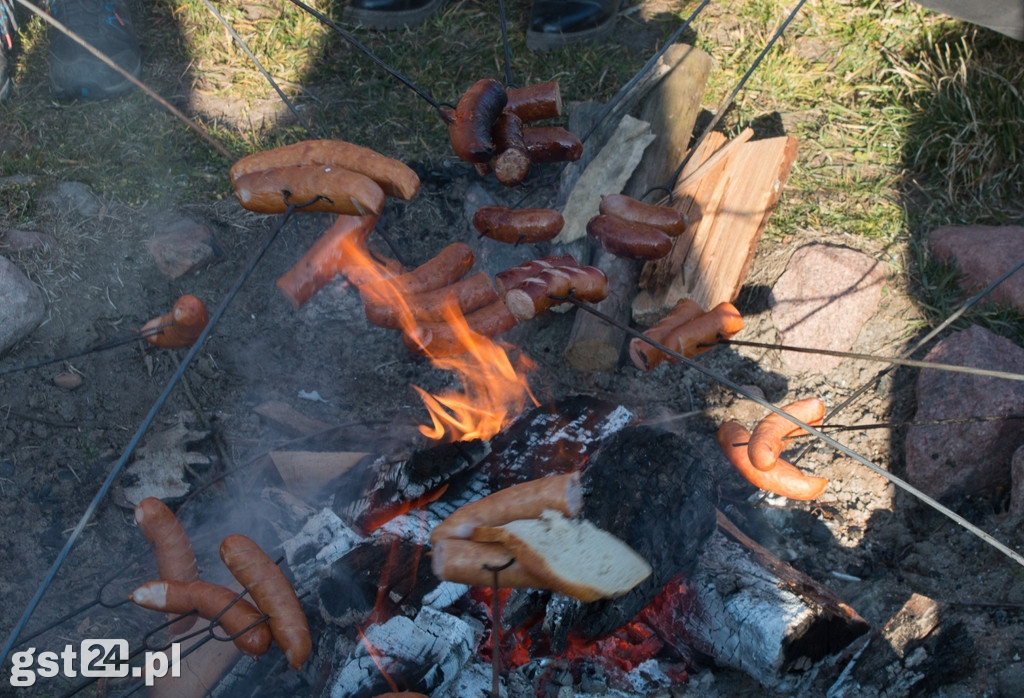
[253, 400, 331, 438]
[269, 450, 370, 499]
[632, 132, 799, 324]
[563, 44, 712, 371]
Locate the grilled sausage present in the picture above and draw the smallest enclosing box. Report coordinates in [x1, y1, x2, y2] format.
[402, 299, 519, 357]
[638, 302, 744, 369]
[362, 271, 499, 329]
[587, 213, 673, 260]
[599, 194, 687, 237]
[747, 398, 827, 471]
[134, 497, 201, 634]
[233, 165, 386, 215]
[628, 298, 704, 371]
[140, 295, 210, 350]
[522, 126, 583, 163]
[717, 421, 828, 500]
[490, 112, 532, 186]
[504, 80, 562, 123]
[472, 206, 564, 244]
[449, 78, 508, 164]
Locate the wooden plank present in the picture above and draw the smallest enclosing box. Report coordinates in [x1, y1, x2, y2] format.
[270, 450, 369, 498]
[632, 133, 799, 325]
[562, 44, 712, 371]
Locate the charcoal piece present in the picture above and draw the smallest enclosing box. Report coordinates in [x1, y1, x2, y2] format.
[477, 395, 634, 489]
[548, 425, 718, 648]
[333, 439, 488, 534]
[319, 533, 436, 628]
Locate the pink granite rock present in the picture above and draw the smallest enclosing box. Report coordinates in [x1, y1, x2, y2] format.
[769, 244, 887, 374]
[905, 325, 1024, 501]
[145, 217, 223, 279]
[928, 225, 1024, 310]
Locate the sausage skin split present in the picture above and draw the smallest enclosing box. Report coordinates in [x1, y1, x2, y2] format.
[718, 421, 828, 500]
[402, 299, 518, 357]
[229, 139, 420, 201]
[472, 206, 565, 245]
[522, 126, 583, 164]
[134, 497, 201, 634]
[362, 271, 499, 329]
[130, 580, 272, 657]
[219, 535, 311, 670]
[490, 112, 531, 186]
[504, 80, 562, 123]
[635, 302, 744, 370]
[747, 397, 827, 472]
[358, 242, 475, 300]
[495, 254, 578, 295]
[233, 165, 386, 216]
[503, 265, 609, 320]
[140, 295, 210, 350]
[430, 472, 582, 544]
[449, 78, 509, 164]
[431, 538, 549, 588]
[627, 298, 704, 371]
[599, 194, 688, 237]
[587, 213, 673, 260]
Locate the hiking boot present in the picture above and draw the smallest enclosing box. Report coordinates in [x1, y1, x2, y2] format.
[1, 0, 16, 103]
[48, 0, 141, 100]
[344, 0, 447, 30]
[526, 0, 621, 50]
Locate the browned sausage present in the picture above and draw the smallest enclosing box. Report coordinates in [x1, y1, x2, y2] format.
[358, 242, 475, 302]
[494, 254, 578, 295]
[628, 299, 704, 371]
[233, 165, 385, 216]
[229, 139, 420, 201]
[717, 421, 828, 500]
[587, 214, 673, 260]
[599, 194, 688, 237]
[522, 126, 583, 163]
[490, 112, 531, 186]
[220, 535, 311, 670]
[448, 78, 508, 164]
[503, 265, 609, 320]
[140, 295, 209, 350]
[748, 398, 826, 471]
[638, 302, 744, 369]
[504, 80, 562, 123]
[130, 580, 273, 657]
[134, 497, 200, 633]
[402, 299, 518, 357]
[472, 206, 564, 244]
[362, 271, 499, 329]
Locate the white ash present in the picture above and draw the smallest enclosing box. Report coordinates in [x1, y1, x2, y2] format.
[422, 581, 470, 610]
[284, 508, 364, 589]
[327, 606, 481, 698]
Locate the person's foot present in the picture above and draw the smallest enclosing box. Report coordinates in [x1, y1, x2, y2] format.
[344, 0, 447, 30]
[527, 0, 621, 50]
[47, 0, 141, 100]
[1, 0, 17, 104]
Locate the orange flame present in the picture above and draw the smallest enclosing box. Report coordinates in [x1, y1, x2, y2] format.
[339, 233, 536, 443]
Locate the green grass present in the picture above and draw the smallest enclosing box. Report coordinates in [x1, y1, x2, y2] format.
[1, 0, 1022, 337]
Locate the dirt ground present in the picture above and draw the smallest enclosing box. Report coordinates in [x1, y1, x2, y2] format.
[2, 4, 1024, 698]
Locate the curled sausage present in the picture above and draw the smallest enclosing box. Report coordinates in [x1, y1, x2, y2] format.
[402, 299, 518, 357]
[587, 213, 673, 260]
[748, 398, 826, 472]
[219, 535, 311, 670]
[490, 112, 531, 186]
[503, 265, 609, 320]
[229, 139, 420, 201]
[140, 295, 210, 350]
[495, 254, 578, 295]
[599, 194, 688, 237]
[233, 165, 386, 216]
[472, 206, 564, 245]
[357, 242, 475, 300]
[134, 497, 200, 634]
[449, 78, 508, 164]
[522, 126, 583, 163]
[430, 472, 582, 544]
[504, 80, 562, 123]
[362, 271, 499, 329]
[431, 538, 549, 588]
[130, 580, 273, 657]
[637, 302, 744, 370]
[717, 421, 828, 500]
[627, 298, 704, 371]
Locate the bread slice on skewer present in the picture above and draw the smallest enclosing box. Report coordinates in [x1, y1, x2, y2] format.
[471, 510, 651, 603]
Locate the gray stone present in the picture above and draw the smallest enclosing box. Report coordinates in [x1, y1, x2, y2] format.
[928, 225, 1024, 310]
[769, 244, 887, 374]
[0, 255, 46, 357]
[0, 229, 57, 252]
[905, 325, 1024, 501]
[1010, 445, 1024, 520]
[40, 181, 101, 218]
[145, 215, 223, 279]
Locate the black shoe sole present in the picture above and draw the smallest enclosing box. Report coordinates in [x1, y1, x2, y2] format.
[526, 13, 618, 51]
[343, 0, 447, 30]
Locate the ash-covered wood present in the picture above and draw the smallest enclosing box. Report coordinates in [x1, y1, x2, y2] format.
[332, 439, 489, 534]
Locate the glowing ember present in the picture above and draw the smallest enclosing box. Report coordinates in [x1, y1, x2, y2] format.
[340, 233, 536, 443]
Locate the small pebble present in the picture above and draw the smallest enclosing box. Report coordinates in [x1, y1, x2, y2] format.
[53, 372, 83, 390]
